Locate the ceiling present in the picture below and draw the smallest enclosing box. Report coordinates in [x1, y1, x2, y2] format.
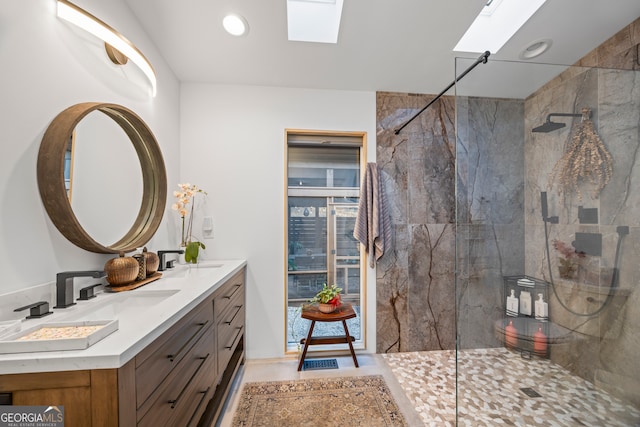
[124, 0, 640, 99]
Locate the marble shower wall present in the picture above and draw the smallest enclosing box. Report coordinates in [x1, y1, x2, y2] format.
[523, 20, 640, 406]
[375, 92, 524, 353]
[375, 92, 456, 353]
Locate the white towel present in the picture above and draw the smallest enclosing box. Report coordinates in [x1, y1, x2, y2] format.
[354, 163, 392, 267]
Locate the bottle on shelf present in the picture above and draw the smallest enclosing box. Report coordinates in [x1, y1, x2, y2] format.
[534, 325, 548, 356]
[520, 290, 532, 316]
[506, 289, 519, 317]
[505, 319, 518, 349]
[535, 293, 548, 321]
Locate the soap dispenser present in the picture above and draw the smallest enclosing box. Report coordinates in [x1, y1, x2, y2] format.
[535, 293, 548, 321]
[520, 290, 532, 316]
[506, 289, 519, 317]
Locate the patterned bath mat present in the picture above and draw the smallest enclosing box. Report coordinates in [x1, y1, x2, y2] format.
[232, 375, 408, 426]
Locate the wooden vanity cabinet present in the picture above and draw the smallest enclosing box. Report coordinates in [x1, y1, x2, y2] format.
[133, 299, 216, 427]
[0, 370, 113, 426]
[198, 268, 246, 426]
[214, 275, 245, 381]
[0, 266, 246, 427]
[130, 267, 246, 427]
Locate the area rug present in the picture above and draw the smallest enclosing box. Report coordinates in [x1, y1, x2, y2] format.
[231, 375, 409, 426]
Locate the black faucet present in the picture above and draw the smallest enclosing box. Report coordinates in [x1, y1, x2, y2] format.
[55, 271, 105, 308]
[157, 250, 184, 271]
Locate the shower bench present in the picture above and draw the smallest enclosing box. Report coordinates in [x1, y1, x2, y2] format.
[297, 303, 359, 371]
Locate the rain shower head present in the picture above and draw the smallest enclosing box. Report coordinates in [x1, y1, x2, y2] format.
[532, 120, 566, 133]
[531, 112, 583, 133]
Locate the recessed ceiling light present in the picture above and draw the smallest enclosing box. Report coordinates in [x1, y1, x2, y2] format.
[223, 14, 249, 37]
[519, 38, 552, 60]
[454, 0, 547, 54]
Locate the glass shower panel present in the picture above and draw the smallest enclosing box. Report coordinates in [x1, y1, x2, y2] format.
[455, 57, 640, 426]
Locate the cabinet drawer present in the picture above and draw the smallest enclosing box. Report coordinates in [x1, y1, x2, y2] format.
[217, 305, 244, 374]
[214, 271, 245, 320]
[135, 301, 213, 409]
[218, 299, 244, 331]
[137, 330, 215, 427]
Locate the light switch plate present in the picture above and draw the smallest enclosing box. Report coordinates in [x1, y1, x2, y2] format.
[202, 216, 214, 239]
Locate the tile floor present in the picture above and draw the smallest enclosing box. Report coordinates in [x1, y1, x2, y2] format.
[382, 348, 640, 427]
[217, 348, 640, 427]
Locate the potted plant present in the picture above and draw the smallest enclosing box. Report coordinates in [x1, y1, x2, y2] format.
[172, 183, 207, 263]
[552, 239, 585, 279]
[310, 283, 342, 313]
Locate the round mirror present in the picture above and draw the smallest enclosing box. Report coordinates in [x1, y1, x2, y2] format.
[38, 102, 167, 253]
[71, 110, 144, 244]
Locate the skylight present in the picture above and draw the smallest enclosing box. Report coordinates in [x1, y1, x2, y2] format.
[287, 0, 344, 44]
[454, 0, 547, 54]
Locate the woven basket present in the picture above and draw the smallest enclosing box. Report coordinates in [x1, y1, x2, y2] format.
[318, 303, 337, 314]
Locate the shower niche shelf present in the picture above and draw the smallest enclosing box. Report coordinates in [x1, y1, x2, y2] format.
[497, 275, 550, 359]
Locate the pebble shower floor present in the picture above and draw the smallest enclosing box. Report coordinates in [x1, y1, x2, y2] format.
[382, 348, 640, 427]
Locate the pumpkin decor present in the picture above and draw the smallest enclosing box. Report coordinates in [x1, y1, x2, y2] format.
[143, 247, 160, 276]
[104, 252, 139, 286]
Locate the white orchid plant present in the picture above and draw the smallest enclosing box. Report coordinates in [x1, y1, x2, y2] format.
[172, 183, 207, 263]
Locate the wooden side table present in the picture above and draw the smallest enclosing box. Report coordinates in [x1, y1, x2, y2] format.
[297, 302, 359, 371]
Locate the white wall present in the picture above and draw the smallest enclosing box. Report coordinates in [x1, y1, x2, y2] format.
[180, 84, 377, 359]
[0, 0, 181, 294]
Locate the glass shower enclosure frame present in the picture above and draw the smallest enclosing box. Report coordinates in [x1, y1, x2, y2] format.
[454, 57, 640, 426]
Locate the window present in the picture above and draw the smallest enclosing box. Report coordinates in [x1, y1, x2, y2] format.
[285, 130, 366, 351]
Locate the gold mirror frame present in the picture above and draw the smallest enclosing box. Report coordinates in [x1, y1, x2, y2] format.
[38, 102, 167, 253]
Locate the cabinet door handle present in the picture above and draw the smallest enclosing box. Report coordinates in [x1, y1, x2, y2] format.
[168, 353, 210, 409]
[224, 305, 243, 325]
[223, 284, 242, 299]
[167, 320, 209, 362]
[225, 326, 243, 350]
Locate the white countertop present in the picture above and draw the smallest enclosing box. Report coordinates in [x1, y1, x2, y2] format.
[0, 259, 246, 375]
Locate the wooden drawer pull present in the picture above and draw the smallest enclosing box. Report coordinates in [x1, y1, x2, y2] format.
[168, 353, 210, 409]
[167, 320, 209, 362]
[223, 284, 242, 299]
[224, 305, 243, 325]
[225, 327, 243, 350]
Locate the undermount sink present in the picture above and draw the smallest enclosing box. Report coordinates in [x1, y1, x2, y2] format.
[161, 263, 223, 278]
[0, 290, 179, 354]
[59, 290, 180, 322]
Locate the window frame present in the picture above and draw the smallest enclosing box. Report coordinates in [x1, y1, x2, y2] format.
[284, 129, 368, 354]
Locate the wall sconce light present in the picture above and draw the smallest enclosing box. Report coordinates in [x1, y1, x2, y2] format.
[57, 0, 157, 96]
